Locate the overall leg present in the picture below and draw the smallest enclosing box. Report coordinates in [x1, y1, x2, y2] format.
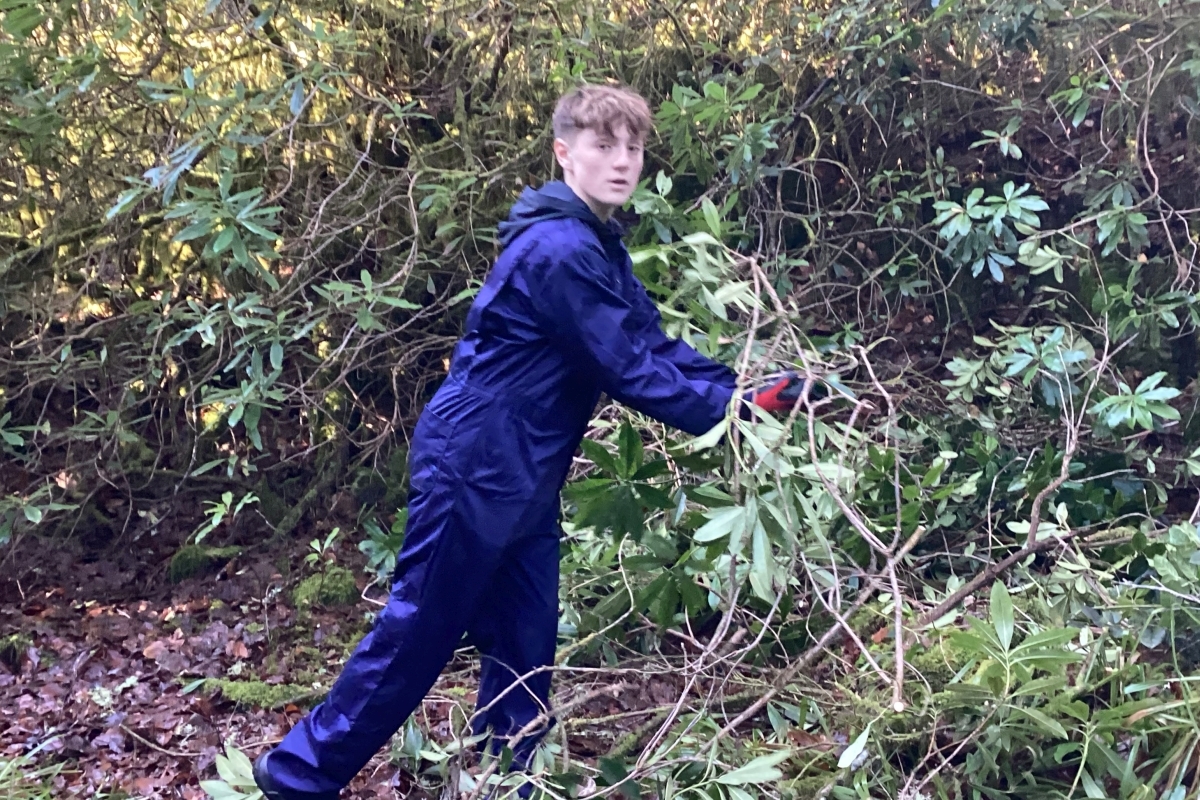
[266, 484, 507, 796]
[469, 515, 562, 770]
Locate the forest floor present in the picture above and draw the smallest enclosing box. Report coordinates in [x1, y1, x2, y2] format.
[0, 534, 669, 799]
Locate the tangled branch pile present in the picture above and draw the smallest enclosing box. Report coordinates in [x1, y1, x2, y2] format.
[5, 0, 1200, 795]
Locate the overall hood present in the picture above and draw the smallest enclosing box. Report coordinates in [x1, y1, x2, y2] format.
[497, 181, 624, 249]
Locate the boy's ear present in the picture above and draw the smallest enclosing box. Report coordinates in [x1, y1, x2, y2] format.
[553, 137, 572, 174]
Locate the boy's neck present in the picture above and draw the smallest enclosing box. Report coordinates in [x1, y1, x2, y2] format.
[564, 175, 615, 222]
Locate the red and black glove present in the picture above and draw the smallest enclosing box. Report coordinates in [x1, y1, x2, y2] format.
[743, 372, 815, 415]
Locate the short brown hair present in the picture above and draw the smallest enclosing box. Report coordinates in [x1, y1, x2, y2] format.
[552, 84, 652, 141]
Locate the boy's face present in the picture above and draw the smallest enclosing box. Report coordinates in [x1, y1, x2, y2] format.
[554, 123, 645, 220]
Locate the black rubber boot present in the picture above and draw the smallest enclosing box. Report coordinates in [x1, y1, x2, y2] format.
[253, 751, 339, 800]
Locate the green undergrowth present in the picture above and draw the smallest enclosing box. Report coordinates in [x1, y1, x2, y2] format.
[168, 545, 242, 583]
[206, 678, 324, 710]
[0, 741, 75, 800]
[291, 566, 359, 608]
[0, 633, 33, 674]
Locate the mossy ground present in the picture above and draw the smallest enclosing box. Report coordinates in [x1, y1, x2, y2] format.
[0, 633, 33, 673]
[292, 565, 359, 607]
[907, 634, 967, 695]
[207, 678, 324, 709]
[168, 545, 242, 583]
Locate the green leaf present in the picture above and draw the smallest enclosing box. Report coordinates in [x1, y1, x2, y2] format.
[243, 403, 264, 451]
[1152, 404, 1181, 421]
[376, 295, 420, 309]
[701, 197, 722, 238]
[175, 220, 214, 242]
[191, 459, 224, 477]
[717, 750, 792, 785]
[214, 754, 240, 786]
[990, 581, 1014, 650]
[1079, 769, 1106, 799]
[239, 220, 278, 240]
[635, 483, 673, 510]
[702, 81, 727, 102]
[356, 305, 382, 332]
[290, 81, 304, 115]
[1014, 706, 1068, 739]
[837, 724, 871, 769]
[212, 226, 235, 253]
[597, 756, 641, 800]
[106, 188, 145, 220]
[617, 423, 643, 479]
[647, 573, 679, 627]
[1071, 100, 1089, 128]
[1140, 386, 1180, 401]
[22, 505, 43, 524]
[2, 3, 46, 38]
[631, 459, 670, 481]
[231, 230, 251, 267]
[749, 520, 774, 602]
[1135, 371, 1167, 393]
[198, 780, 249, 800]
[655, 170, 672, 196]
[568, 481, 645, 540]
[565, 477, 616, 503]
[693, 505, 744, 543]
[736, 83, 764, 102]
[1012, 627, 1078, 651]
[796, 462, 856, 488]
[224, 746, 256, 784]
[1012, 676, 1067, 697]
[579, 439, 620, 476]
[686, 419, 729, 450]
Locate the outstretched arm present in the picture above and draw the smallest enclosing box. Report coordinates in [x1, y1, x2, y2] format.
[626, 279, 739, 391]
[539, 243, 734, 436]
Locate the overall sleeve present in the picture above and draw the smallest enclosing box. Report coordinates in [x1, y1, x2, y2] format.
[627, 282, 739, 391]
[539, 242, 734, 436]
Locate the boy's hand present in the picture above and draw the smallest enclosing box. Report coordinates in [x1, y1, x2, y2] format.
[744, 371, 816, 414]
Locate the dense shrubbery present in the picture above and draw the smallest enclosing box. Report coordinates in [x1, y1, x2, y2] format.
[4, 0, 1200, 796]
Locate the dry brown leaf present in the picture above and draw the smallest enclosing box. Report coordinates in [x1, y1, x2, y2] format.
[142, 640, 168, 660]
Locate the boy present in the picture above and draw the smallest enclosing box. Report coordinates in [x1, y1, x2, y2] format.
[253, 84, 804, 800]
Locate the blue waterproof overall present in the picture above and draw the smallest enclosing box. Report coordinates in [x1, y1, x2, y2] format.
[266, 182, 737, 796]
